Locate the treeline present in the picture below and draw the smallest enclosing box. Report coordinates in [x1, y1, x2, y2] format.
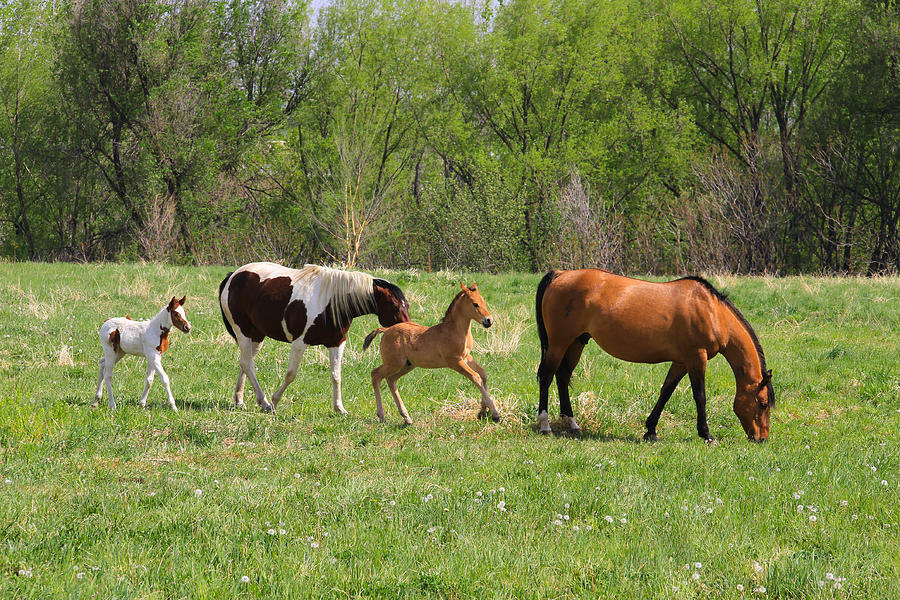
[1, 0, 898, 274]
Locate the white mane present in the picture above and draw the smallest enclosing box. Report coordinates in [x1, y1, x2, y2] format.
[294, 264, 376, 323]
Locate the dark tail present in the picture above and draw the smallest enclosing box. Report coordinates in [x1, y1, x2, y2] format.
[535, 270, 560, 362]
[362, 328, 387, 351]
[219, 271, 236, 340]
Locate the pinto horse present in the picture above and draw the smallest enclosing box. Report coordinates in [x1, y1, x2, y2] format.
[93, 296, 192, 411]
[219, 262, 410, 413]
[535, 270, 774, 442]
[363, 283, 499, 425]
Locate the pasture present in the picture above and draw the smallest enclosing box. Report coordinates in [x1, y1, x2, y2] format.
[0, 262, 898, 598]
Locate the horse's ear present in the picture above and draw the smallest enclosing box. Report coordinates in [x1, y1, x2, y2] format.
[759, 369, 772, 390]
[468, 282, 477, 291]
[179, 295, 186, 306]
[460, 281, 467, 291]
[168, 296, 177, 311]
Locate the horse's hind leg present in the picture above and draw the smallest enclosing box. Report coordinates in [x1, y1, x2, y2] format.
[92, 357, 105, 407]
[386, 364, 415, 425]
[371, 359, 408, 423]
[556, 337, 589, 434]
[234, 341, 262, 408]
[271, 340, 306, 409]
[101, 351, 121, 410]
[237, 337, 271, 412]
[644, 362, 687, 442]
[536, 345, 566, 434]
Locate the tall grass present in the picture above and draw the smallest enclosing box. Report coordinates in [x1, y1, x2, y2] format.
[0, 263, 897, 598]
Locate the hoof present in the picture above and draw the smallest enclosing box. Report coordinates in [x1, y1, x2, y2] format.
[234, 402, 245, 410]
[705, 438, 718, 446]
[643, 431, 658, 443]
[539, 428, 551, 436]
[260, 404, 274, 413]
[477, 408, 488, 420]
[491, 414, 501, 423]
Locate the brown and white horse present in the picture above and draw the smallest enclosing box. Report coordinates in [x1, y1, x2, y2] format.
[219, 262, 410, 413]
[363, 283, 499, 425]
[93, 296, 192, 411]
[535, 270, 774, 442]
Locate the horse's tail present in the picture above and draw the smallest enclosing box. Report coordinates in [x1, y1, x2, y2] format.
[219, 271, 236, 340]
[535, 270, 560, 362]
[362, 328, 387, 351]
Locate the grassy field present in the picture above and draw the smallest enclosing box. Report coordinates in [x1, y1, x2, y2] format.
[0, 262, 898, 599]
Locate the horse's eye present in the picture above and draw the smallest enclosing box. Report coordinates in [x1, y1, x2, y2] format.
[473, 303, 479, 308]
[759, 400, 769, 409]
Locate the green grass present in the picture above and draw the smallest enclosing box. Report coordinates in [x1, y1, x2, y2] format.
[0, 262, 898, 598]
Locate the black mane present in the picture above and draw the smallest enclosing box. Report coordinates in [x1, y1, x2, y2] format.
[373, 278, 407, 305]
[679, 276, 775, 406]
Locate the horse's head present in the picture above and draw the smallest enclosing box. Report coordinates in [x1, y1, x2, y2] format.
[167, 296, 192, 333]
[459, 282, 493, 328]
[373, 279, 410, 327]
[734, 369, 773, 442]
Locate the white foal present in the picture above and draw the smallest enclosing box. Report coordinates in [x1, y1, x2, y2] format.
[92, 296, 192, 410]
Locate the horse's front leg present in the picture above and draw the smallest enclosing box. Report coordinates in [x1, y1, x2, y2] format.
[328, 341, 348, 414]
[450, 359, 498, 423]
[138, 361, 156, 408]
[688, 353, 714, 444]
[271, 340, 306, 409]
[466, 357, 499, 422]
[644, 362, 688, 442]
[150, 354, 178, 411]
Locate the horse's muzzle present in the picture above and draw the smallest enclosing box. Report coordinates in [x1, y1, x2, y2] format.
[481, 317, 493, 328]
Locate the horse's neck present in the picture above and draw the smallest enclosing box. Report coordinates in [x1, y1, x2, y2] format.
[148, 306, 171, 332]
[441, 298, 472, 337]
[721, 309, 762, 386]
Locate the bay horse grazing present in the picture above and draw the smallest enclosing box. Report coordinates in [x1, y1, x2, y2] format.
[219, 262, 410, 413]
[92, 296, 192, 410]
[363, 283, 500, 425]
[535, 270, 774, 442]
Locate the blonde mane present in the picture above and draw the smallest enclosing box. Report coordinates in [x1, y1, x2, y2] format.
[294, 264, 376, 323]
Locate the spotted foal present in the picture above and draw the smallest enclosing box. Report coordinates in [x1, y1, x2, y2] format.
[92, 296, 192, 410]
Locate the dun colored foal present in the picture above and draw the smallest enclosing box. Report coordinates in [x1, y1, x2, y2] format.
[363, 283, 500, 425]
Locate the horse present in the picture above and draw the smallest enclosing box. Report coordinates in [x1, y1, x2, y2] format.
[218, 262, 410, 413]
[92, 296, 192, 411]
[535, 270, 774, 442]
[362, 283, 500, 425]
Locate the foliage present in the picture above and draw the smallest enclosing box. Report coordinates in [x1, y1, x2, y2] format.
[0, 0, 898, 273]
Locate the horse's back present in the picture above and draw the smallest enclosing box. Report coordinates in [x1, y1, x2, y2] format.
[541, 269, 723, 363]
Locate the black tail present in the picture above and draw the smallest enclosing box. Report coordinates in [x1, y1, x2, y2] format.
[362, 328, 386, 351]
[219, 271, 236, 340]
[535, 270, 559, 362]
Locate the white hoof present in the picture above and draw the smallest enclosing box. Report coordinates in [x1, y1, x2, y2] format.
[537, 412, 551, 435]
